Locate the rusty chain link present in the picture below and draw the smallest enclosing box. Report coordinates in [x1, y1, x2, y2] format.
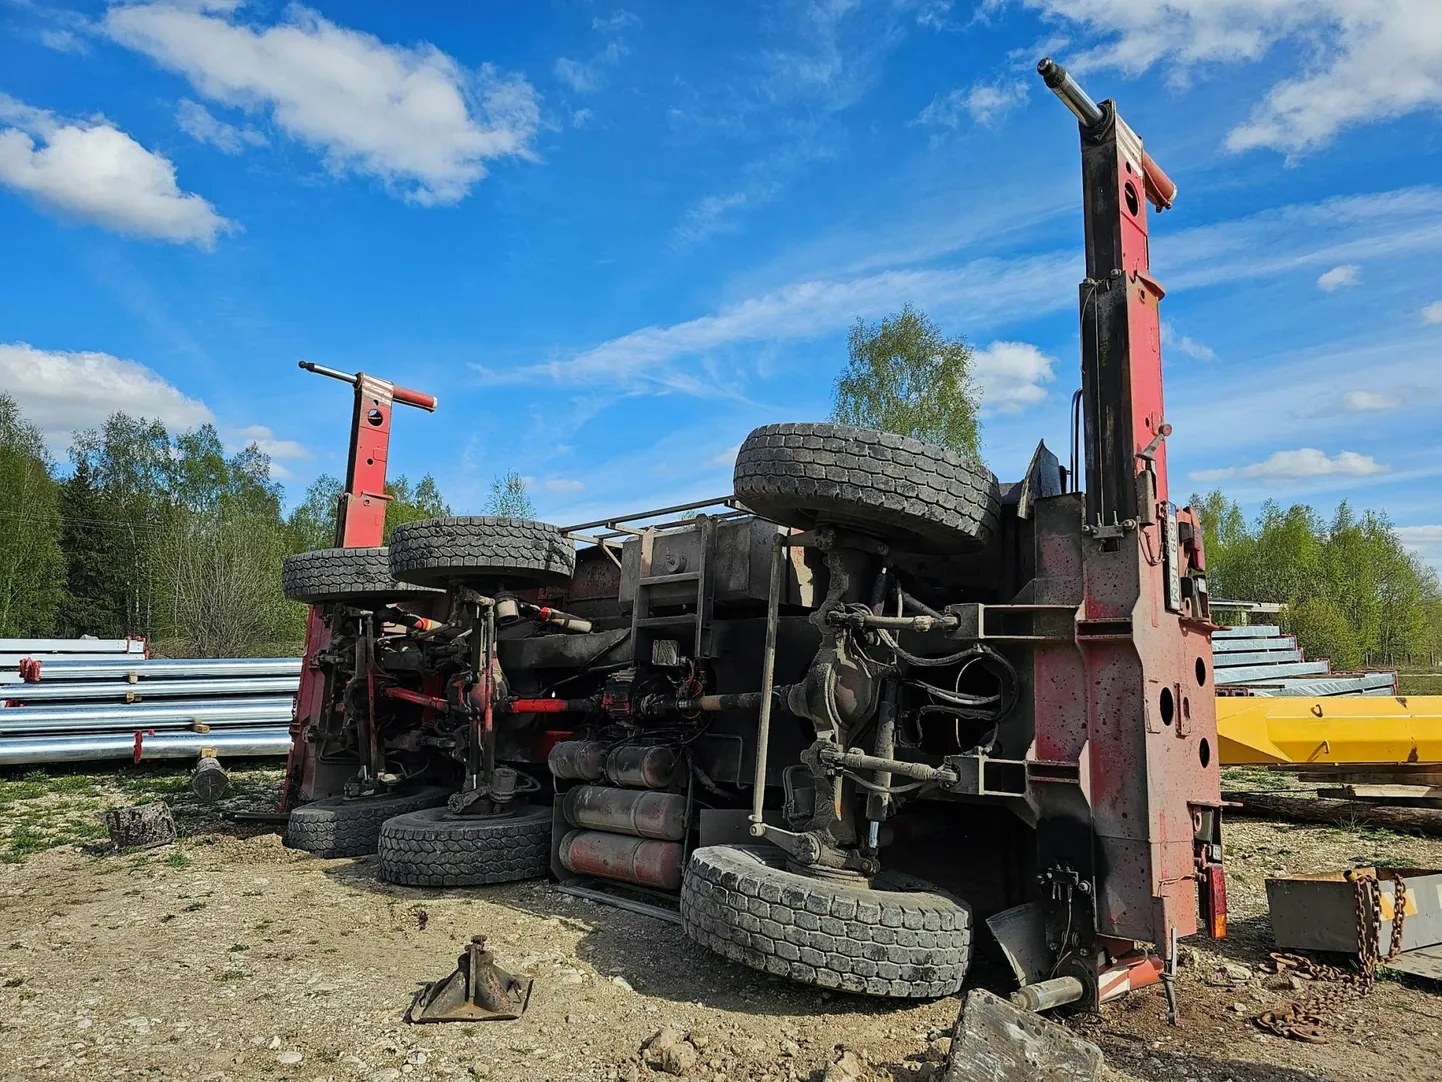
[1254, 870, 1409, 1043]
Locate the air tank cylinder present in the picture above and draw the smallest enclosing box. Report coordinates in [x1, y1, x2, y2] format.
[558, 829, 683, 890]
[562, 785, 687, 841]
[548, 740, 609, 781]
[604, 744, 677, 788]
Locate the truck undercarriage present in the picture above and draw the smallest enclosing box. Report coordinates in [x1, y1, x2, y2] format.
[278, 58, 1226, 1015]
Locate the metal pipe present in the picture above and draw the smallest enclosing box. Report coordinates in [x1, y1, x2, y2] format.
[673, 692, 764, 713]
[2, 652, 148, 667]
[1037, 57, 1104, 127]
[17, 657, 302, 682]
[298, 361, 438, 413]
[1010, 976, 1085, 1012]
[3, 675, 300, 703]
[749, 535, 785, 837]
[0, 698, 297, 735]
[821, 746, 958, 785]
[0, 637, 146, 655]
[0, 727, 292, 766]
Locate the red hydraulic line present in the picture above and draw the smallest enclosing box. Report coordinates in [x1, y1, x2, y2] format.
[506, 698, 590, 714]
[384, 686, 450, 712]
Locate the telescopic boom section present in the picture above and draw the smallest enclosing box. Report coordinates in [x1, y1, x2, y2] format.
[1033, 60, 1224, 975]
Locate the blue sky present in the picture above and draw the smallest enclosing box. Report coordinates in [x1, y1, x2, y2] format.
[1, 1, 1440, 570]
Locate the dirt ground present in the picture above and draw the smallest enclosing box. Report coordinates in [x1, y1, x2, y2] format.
[2, 762, 1442, 1082]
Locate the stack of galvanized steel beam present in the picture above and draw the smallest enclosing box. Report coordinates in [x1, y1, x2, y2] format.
[0, 638, 299, 766]
[1213, 625, 1396, 696]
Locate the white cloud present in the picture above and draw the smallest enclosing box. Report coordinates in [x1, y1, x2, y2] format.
[554, 43, 625, 95]
[710, 444, 742, 468]
[1161, 322, 1217, 361]
[226, 424, 310, 460]
[1191, 448, 1389, 483]
[105, 2, 538, 205]
[916, 80, 1029, 131]
[1423, 301, 1442, 324]
[1018, 0, 1442, 156]
[543, 477, 585, 494]
[175, 99, 265, 154]
[592, 11, 641, 34]
[0, 95, 232, 247]
[1396, 525, 1442, 575]
[970, 341, 1055, 413]
[472, 251, 1076, 397]
[0, 342, 213, 450]
[1317, 264, 1361, 292]
[39, 28, 88, 54]
[1342, 390, 1398, 412]
[673, 182, 782, 247]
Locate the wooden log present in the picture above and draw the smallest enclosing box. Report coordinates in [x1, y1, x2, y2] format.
[190, 754, 229, 801]
[1223, 790, 1442, 836]
[103, 800, 177, 849]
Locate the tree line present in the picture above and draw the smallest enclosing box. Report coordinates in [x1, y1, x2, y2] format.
[1193, 492, 1442, 668]
[0, 393, 476, 657]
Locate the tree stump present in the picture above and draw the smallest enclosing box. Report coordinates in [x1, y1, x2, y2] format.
[103, 800, 177, 849]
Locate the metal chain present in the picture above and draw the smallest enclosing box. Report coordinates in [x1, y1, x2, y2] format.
[1254, 870, 1408, 1042]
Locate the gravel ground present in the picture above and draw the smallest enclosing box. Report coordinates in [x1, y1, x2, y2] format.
[1, 763, 1441, 1082]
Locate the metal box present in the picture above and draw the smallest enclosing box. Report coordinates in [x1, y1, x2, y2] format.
[1266, 868, 1442, 954]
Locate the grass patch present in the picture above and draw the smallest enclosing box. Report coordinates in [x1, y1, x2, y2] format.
[164, 850, 191, 869]
[0, 760, 285, 865]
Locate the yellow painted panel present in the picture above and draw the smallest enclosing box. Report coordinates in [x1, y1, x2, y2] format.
[1216, 696, 1442, 766]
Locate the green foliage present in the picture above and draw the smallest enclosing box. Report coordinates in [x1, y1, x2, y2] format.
[1286, 597, 1362, 670]
[0, 396, 454, 657]
[830, 304, 981, 456]
[287, 473, 343, 551]
[0, 394, 65, 636]
[484, 470, 535, 518]
[384, 473, 451, 540]
[1194, 490, 1442, 663]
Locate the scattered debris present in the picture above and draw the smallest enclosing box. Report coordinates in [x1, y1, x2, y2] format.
[103, 800, 177, 849]
[822, 1048, 867, 1082]
[405, 936, 531, 1023]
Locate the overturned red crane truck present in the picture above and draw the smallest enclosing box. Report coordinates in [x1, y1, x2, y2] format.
[278, 59, 1224, 1016]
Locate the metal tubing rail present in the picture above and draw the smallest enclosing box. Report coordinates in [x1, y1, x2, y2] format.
[4, 676, 300, 703]
[17, 657, 301, 682]
[0, 727, 292, 766]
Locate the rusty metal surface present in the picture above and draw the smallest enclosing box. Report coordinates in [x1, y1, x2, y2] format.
[406, 936, 531, 1023]
[557, 828, 683, 890]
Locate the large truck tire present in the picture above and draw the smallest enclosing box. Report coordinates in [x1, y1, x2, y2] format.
[376, 805, 552, 887]
[388, 517, 576, 588]
[283, 786, 451, 858]
[680, 844, 972, 998]
[733, 423, 999, 554]
[281, 546, 445, 604]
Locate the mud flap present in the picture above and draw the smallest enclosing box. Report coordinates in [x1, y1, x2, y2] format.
[405, 936, 532, 1023]
[944, 989, 1103, 1082]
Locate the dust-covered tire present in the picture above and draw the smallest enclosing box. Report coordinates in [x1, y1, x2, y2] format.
[680, 844, 972, 998]
[281, 547, 445, 604]
[283, 786, 451, 857]
[733, 423, 999, 554]
[376, 805, 552, 887]
[388, 517, 576, 588]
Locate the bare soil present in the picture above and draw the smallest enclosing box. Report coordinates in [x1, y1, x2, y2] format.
[2, 762, 1441, 1082]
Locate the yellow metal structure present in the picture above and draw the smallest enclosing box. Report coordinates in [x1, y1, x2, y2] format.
[1217, 696, 1442, 765]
